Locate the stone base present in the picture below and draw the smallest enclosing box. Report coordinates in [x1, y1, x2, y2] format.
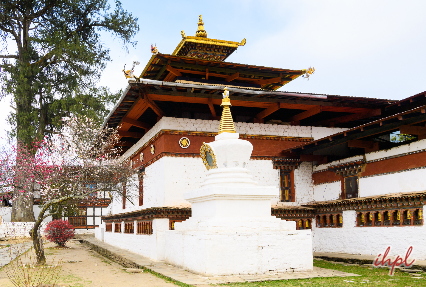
[165, 219, 313, 276]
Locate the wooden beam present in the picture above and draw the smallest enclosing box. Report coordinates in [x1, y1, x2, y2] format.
[316, 109, 382, 126]
[289, 106, 322, 122]
[118, 131, 143, 138]
[122, 117, 151, 131]
[166, 65, 182, 77]
[225, 72, 239, 82]
[256, 77, 282, 86]
[208, 97, 216, 117]
[140, 92, 165, 117]
[255, 103, 281, 120]
[206, 68, 209, 80]
[348, 139, 379, 153]
[399, 125, 426, 136]
[300, 154, 327, 164]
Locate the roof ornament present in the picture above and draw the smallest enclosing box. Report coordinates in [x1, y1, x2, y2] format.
[151, 44, 158, 54]
[302, 67, 315, 80]
[195, 15, 207, 38]
[239, 38, 247, 46]
[181, 30, 186, 39]
[122, 61, 140, 79]
[218, 87, 236, 134]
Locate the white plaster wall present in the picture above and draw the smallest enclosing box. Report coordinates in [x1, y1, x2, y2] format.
[0, 206, 51, 223]
[313, 207, 426, 260]
[0, 222, 47, 238]
[359, 169, 426, 198]
[313, 181, 341, 202]
[294, 162, 314, 205]
[99, 218, 169, 261]
[366, 138, 426, 162]
[163, 157, 206, 207]
[120, 117, 347, 161]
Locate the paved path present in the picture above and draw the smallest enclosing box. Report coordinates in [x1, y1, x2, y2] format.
[0, 242, 33, 268]
[80, 235, 359, 286]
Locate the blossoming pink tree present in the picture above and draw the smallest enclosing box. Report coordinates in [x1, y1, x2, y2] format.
[1, 116, 136, 264]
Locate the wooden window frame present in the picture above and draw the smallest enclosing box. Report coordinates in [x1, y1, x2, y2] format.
[280, 170, 295, 202]
[341, 175, 359, 199]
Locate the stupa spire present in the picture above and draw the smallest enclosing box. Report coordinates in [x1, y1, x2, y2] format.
[218, 87, 236, 134]
[195, 15, 207, 38]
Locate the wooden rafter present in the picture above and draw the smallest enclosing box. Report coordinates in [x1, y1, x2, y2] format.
[316, 109, 382, 126]
[166, 65, 182, 77]
[399, 125, 426, 135]
[348, 139, 379, 153]
[139, 92, 165, 118]
[208, 97, 216, 117]
[255, 103, 281, 120]
[290, 106, 322, 122]
[225, 72, 239, 82]
[122, 117, 151, 131]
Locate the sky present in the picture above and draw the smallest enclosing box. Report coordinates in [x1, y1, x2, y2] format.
[1, 0, 426, 145]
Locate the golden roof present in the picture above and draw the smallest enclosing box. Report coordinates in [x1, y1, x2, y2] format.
[173, 15, 246, 61]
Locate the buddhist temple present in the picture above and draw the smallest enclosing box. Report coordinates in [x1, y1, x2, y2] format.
[93, 16, 426, 267]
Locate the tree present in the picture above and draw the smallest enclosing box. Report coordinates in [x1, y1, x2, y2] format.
[1, 116, 137, 264]
[0, 0, 139, 221]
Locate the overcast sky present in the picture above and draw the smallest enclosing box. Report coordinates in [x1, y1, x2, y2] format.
[1, 0, 426, 144]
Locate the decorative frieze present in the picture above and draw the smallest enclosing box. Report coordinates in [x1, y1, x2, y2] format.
[272, 207, 314, 230]
[328, 160, 366, 177]
[102, 207, 191, 223]
[273, 158, 301, 171]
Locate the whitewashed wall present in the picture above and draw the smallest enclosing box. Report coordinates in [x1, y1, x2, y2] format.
[96, 218, 169, 261]
[313, 207, 426, 260]
[0, 206, 52, 223]
[0, 222, 47, 238]
[312, 139, 426, 202]
[121, 117, 347, 161]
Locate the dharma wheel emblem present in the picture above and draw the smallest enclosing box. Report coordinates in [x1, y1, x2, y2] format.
[140, 152, 144, 162]
[179, 137, 190, 149]
[150, 144, 155, 155]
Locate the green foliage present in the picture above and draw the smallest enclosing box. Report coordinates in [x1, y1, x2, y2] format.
[0, 0, 139, 146]
[390, 132, 417, 143]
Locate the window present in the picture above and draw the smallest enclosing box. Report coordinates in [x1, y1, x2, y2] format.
[344, 176, 358, 199]
[280, 170, 294, 202]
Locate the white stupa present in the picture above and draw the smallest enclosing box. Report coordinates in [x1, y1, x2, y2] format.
[165, 88, 313, 276]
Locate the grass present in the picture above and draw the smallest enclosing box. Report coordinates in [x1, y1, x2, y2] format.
[223, 259, 425, 286]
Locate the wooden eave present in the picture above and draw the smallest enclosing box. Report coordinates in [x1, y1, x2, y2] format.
[304, 190, 426, 208]
[285, 104, 426, 157]
[103, 79, 394, 154]
[138, 53, 306, 91]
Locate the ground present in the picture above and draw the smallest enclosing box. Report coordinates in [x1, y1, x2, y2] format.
[0, 238, 425, 286]
[0, 239, 175, 287]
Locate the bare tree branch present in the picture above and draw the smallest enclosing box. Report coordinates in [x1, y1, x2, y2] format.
[0, 55, 18, 59]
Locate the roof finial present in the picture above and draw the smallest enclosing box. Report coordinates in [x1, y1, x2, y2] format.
[218, 87, 236, 134]
[196, 15, 207, 38]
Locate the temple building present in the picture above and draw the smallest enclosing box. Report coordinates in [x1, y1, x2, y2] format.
[96, 16, 426, 264]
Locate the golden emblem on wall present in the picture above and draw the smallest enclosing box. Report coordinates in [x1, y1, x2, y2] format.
[200, 143, 217, 170]
[179, 137, 190, 149]
[150, 145, 155, 155]
[140, 152, 144, 162]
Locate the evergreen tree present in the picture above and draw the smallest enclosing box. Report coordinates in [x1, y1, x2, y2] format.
[0, 0, 139, 221]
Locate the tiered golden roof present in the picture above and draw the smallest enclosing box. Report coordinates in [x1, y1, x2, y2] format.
[218, 88, 236, 134]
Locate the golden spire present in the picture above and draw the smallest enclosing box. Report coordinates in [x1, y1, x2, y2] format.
[195, 15, 207, 38]
[218, 87, 236, 134]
